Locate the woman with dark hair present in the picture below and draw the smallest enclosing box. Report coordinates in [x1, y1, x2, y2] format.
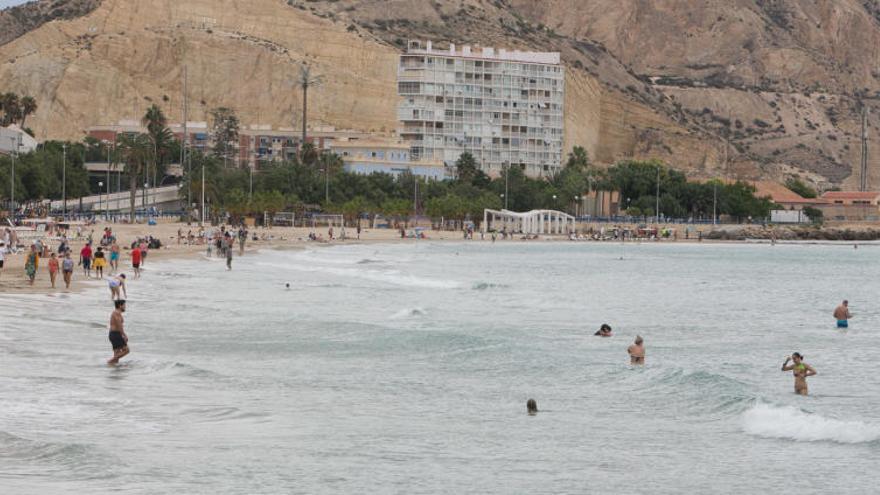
[782, 352, 817, 396]
[594, 324, 613, 337]
[527, 399, 538, 415]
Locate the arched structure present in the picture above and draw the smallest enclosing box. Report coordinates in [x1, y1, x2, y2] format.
[483, 209, 575, 235]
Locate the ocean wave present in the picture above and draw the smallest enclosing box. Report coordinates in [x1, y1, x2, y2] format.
[742, 403, 880, 444]
[259, 261, 461, 289]
[471, 282, 509, 291]
[0, 431, 110, 472]
[390, 307, 428, 319]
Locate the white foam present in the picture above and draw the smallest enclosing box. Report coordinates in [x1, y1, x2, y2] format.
[742, 403, 880, 444]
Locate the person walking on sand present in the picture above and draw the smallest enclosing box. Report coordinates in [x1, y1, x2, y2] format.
[48, 252, 59, 288]
[79, 242, 93, 278]
[62, 251, 74, 289]
[131, 245, 142, 279]
[833, 300, 852, 328]
[25, 244, 39, 286]
[781, 352, 816, 396]
[109, 241, 120, 273]
[107, 273, 127, 300]
[93, 246, 107, 278]
[628, 335, 645, 365]
[107, 299, 129, 365]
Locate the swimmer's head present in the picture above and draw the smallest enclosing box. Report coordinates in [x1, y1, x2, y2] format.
[114, 299, 126, 311]
[792, 352, 803, 362]
[635, 335, 643, 345]
[600, 324, 612, 333]
[843, 300, 848, 306]
[285, 283, 290, 289]
[527, 399, 538, 415]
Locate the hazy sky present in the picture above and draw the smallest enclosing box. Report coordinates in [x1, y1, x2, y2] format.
[0, 0, 30, 9]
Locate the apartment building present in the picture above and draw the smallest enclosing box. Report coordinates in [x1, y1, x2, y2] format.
[330, 139, 448, 180]
[398, 40, 565, 178]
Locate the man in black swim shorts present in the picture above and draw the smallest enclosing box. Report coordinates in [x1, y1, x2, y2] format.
[108, 299, 129, 365]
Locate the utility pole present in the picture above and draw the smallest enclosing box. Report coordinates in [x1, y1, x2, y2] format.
[182, 64, 190, 212]
[712, 181, 717, 226]
[200, 158, 205, 227]
[860, 105, 869, 192]
[105, 141, 112, 220]
[62, 143, 67, 219]
[504, 163, 509, 209]
[8, 137, 16, 220]
[655, 165, 661, 224]
[299, 63, 323, 154]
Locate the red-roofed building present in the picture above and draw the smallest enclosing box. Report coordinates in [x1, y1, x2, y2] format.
[817, 191, 880, 222]
[820, 191, 880, 206]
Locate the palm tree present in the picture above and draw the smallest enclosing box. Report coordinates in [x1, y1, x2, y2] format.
[116, 133, 152, 222]
[19, 96, 37, 128]
[0, 93, 20, 126]
[142, 104, 172, 196]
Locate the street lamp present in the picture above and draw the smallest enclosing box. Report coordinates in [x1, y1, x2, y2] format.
[500, 193, 505, 210]
[8, 136, 16, 221]
[98, 181, 103, 220]
[713, 181, 718, 225]
[655, 164, 661, 224]
[62, 143, 67, 220]
[319, 167, 328, 204]
[103, 140, 112, 220]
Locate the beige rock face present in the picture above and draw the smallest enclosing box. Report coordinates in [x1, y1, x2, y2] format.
[3, 0, 880, 187]
[1, 0, 399, 140]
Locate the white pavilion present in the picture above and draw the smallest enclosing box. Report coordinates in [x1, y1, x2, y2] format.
[483, 209, 576, 235]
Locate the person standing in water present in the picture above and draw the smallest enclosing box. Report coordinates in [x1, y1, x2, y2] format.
[62, 251, 74, 289]
[93, 246, 107, 278]
[833, 300, 852, 328]
[48, 252, 59, 288]
[225, 237, 233, 270]
[109, 241, 120, 273]
[130, 246, 142, 279]
[107, 299, 129, 365]
[628, 336, 645, 365]
[781, 352, 816, 396]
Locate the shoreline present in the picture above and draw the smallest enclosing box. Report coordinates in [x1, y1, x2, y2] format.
[2, 220, 878, 295]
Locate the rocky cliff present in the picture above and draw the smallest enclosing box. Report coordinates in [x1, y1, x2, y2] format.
[2, 0, 879, 188]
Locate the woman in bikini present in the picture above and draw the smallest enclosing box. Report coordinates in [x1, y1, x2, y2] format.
[781, 352, 817, 396]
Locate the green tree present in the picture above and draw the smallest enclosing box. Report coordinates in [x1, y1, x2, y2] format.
[116, 133, 152, 221]
[209, 107, 240, 166]
[19, 95, 37, 128]
[785, 178, 818, 199]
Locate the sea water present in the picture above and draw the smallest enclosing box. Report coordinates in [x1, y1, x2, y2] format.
[1, 241, 879, 494]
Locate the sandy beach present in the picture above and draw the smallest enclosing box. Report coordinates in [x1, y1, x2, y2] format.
[0, 220, 508, 294]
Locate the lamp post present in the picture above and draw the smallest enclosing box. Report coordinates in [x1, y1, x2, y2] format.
[98, 181, 103, 220]
[103, 140, 112, 220]
[655, 164, 661, 224]
[8, 136, 16, 220]
[504, 163, 509, 209]
[574, 196, 580, 218]
[712, 181, 717, 226]
[62, 143, 67, 220]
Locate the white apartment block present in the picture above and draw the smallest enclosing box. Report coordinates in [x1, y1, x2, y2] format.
[398, 40, 565, 178]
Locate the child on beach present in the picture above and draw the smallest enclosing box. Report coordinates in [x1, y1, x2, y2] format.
[131, 246, 142, 278]
[48, 252, 59, 288]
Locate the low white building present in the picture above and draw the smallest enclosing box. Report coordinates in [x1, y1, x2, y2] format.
[0, 125, 38, 154]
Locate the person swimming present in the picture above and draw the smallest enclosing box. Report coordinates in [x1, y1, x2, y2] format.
[833, 300, 852, 328]
[594, 324, 613, 337]
[527, 399, 538, 415]
[781, 352, 816, 396]
[628, 336, 645, 365]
